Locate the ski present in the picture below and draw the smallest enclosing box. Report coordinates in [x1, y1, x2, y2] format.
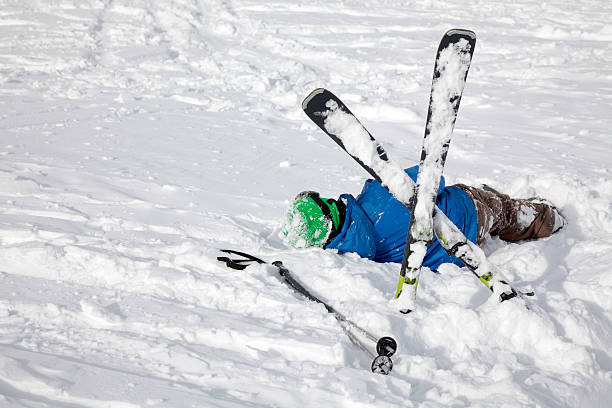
[301, 88, 533, 311]
[217, 249, 397, 375]
[397, 29, 477, 312]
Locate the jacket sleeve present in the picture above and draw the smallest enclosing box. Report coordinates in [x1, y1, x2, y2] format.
[325, 194, 377, 260]
[404, 165, 446, 195]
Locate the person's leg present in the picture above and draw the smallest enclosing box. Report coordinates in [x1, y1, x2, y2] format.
[455, 184, 564, 244]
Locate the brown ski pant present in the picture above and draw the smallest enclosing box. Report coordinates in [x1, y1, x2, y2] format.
[455, 184, 556, 245]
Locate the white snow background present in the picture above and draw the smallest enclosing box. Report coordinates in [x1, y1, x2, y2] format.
[1, 1, 611, 407]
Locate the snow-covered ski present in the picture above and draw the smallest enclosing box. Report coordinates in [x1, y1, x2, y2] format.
[301, 89, 533, 311]
[398, 29, 476, 312]
[217, 249, 397, 374]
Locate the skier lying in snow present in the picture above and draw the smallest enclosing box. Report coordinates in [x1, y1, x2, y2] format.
[281, 166, 566, 271]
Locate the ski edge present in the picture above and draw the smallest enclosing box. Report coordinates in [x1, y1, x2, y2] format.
[445, 28, 476, 39]
[302, 87, 326, 111]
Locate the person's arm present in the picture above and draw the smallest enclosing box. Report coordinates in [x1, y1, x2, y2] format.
[404, 165, 446, 194]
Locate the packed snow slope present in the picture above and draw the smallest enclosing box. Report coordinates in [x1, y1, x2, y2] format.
[1, 1, 611, 407]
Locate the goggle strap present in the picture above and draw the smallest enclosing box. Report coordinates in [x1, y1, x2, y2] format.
[296, 190, 333, 226]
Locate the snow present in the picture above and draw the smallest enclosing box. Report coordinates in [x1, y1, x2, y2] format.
[1, 0, 611, 407]
[517, 204, 537, 228]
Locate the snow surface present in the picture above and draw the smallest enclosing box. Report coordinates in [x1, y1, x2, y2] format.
[1, 0, 612, 407]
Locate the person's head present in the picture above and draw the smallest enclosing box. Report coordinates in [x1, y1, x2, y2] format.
[281, 191, 342, 248]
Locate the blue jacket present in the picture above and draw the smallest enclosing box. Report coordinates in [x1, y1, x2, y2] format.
[325, 166, 478, 271]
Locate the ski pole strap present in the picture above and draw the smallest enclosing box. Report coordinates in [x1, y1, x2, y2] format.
[217, 249, 266, 270]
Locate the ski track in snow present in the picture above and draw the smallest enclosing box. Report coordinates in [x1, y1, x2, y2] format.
[1, 0, 611, 406]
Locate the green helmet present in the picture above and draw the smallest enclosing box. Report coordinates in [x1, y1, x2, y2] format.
[282, 191, 341, 248]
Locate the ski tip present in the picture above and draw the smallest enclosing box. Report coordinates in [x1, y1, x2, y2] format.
[302, 88, 327, 110]
[445, 28, 476, 40]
